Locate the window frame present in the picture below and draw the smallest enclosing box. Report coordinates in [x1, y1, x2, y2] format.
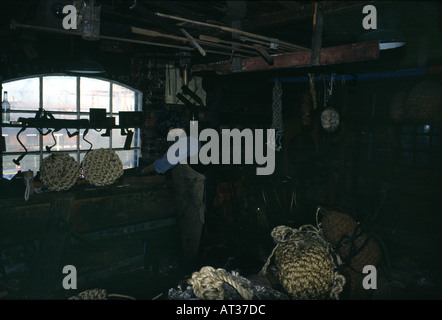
[1, 73, 142, 178]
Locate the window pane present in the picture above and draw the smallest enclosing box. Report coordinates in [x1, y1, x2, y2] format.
[2, 127, 40, 152]
[42, 130, 79, 151]
[2, 154, 40, 180]
[113, 83, 135, 113]
[112, 128, 136, 148]
[9, 111, 40, 123]
[80, 77, 110, 112]
[2, 77, 39, 110]
[115, 150, 138, 169]
[79, 129, 110, 150]
[43, 76, 77, 111]
[41, 115, 78, 151]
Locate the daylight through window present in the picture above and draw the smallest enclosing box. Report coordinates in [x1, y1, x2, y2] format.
[1, 74, 142, 179]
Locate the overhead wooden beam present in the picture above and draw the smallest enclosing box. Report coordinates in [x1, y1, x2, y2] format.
[241, 1, 372, 31]
[192, 40, 380, 75]
[9, 20, 249, 58]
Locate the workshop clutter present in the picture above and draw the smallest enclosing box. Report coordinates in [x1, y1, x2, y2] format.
[169, 205, 385, 300]
[168, 265, 289, 300]
[39, 148, 123, 191]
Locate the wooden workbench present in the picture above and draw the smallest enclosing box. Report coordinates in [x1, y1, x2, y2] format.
[0, 174, 177, 298]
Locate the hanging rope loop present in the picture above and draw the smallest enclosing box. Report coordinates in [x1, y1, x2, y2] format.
[270, 78, 284, 151]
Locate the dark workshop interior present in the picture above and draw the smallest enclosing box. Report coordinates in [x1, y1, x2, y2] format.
[0, 0, 441, 302]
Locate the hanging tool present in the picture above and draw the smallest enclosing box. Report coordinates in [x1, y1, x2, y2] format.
[181, 85, 205, 107]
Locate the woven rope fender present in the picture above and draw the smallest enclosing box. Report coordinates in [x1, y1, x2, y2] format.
[40, 153, 79, 191]
[319, 208, 382, 299]
[188, 266, 253, 300]
[260, 225, 345, 300]
[81, 148, 123, 186]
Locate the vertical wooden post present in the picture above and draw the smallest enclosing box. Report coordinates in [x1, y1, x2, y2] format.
[311, 2, 324, 66]
[337, 85, 348, 201]
[29, 193, 75, 298]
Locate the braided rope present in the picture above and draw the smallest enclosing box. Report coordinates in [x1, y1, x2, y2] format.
[308, 73, 318, 110]
[81, 148, 123, 186]
[260, 225, 345, 300]
[270, 78, 284, 151]
[69, 288, 136, 300]
[188, 266, 253, 300]
[40, 154, 79, 191]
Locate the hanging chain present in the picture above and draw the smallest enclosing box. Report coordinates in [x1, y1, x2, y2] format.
[270, 78, 284, 151]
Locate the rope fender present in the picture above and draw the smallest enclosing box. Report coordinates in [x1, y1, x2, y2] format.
[260, 224, 346, 300]
[81, 148, 123, 187]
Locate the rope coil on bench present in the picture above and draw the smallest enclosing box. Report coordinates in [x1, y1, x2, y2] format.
[81, 148, 123, 186]
[40, 153, 79, 191]
[260, 224, 345, 300]
[188, 266, 254, 300]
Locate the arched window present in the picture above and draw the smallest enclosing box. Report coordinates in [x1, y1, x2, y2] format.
[2, 74, 142, 179]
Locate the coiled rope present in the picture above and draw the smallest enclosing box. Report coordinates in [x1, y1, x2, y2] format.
[188, 266, 253, 300]
[68, 288, 136, 300]
[260, 224, 345, 300]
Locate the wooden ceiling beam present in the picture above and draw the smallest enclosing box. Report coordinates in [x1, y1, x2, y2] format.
[241, 1, 372, 31]
[191, 40, 380, 74]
